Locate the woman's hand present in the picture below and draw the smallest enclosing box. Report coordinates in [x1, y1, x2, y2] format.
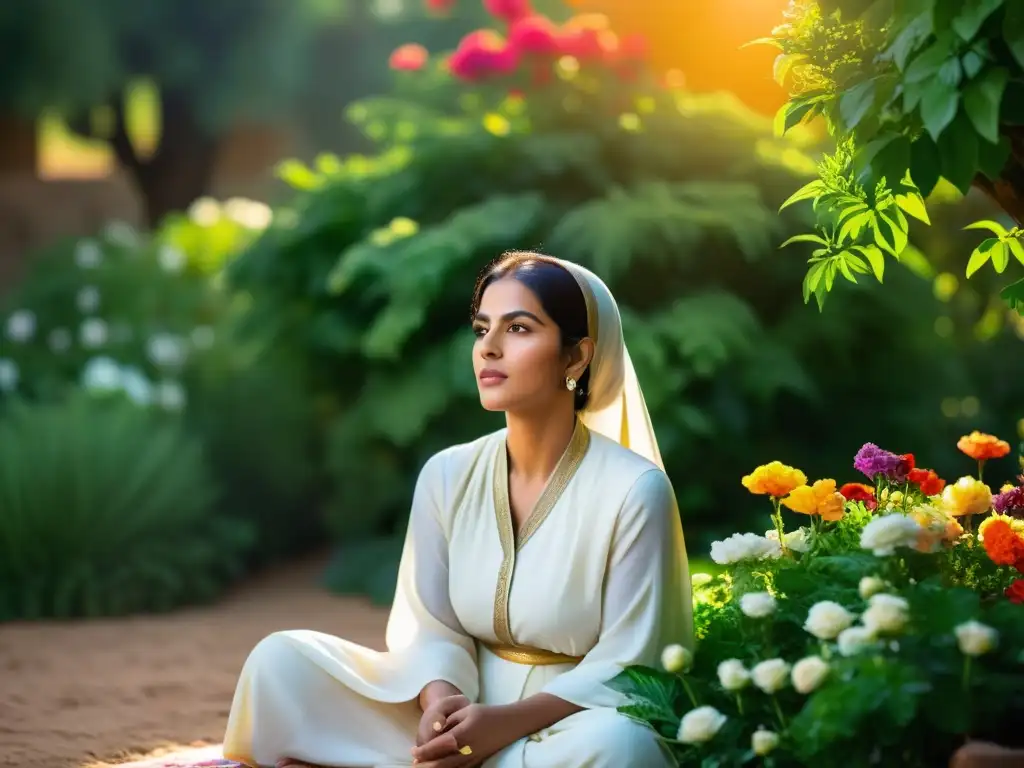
[411, 704, 516, 767]
[417, 694, 470, 747]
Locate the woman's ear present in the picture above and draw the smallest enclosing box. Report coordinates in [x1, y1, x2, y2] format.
[566, 338, 595, 381]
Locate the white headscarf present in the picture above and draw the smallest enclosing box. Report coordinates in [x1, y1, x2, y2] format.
[536, 257, 664, 470]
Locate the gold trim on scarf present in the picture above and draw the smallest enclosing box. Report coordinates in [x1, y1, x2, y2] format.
[482, 642, 584, 666]
[492, 421, 591, 646]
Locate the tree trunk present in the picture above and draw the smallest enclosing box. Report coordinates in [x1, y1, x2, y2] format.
[108, 88, 219, 229]
[973, 128, 1024, 226]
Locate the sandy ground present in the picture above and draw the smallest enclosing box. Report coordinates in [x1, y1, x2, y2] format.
[0, 554, 389, 768]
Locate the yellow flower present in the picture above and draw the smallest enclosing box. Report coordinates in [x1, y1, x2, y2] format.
[742, 461, 807, 497]
[911, 502, 962, 552]
[1001, 483, 1016, 494]
[941, 476, 992, 517]
[979, 512, 1024, 538]
[782, 479, 846, 521]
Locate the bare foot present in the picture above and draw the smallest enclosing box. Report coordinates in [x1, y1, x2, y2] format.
[275, 759, 332, 768]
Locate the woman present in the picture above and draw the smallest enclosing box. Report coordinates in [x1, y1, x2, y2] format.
[223, 252, 693, 768]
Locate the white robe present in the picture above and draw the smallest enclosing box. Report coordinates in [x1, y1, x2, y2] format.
[223, 422, 692, 768]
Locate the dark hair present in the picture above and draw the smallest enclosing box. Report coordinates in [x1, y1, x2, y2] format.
[471, 251, 592, 410]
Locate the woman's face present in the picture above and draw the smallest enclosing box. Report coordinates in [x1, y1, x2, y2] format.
[472, 277, 572, 414]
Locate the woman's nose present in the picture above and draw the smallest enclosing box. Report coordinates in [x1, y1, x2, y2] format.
[478, 330, 501, 358]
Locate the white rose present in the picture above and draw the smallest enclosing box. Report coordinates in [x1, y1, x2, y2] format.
[677, 706, 726, 744]
[860, 514, 923, 556]
[80, 318, 108, 348]
[74, 239, 103, 268]
[81, 356, 122, 392]
[155, 380, 187, 412]
[710, 532, 782, 564]
[5, 309, 36, 342]
[791, 655, 829, 694]
[804, 600, 855, 640]
[661, 644, 693, 673]
[717, 659, 750, 691]
[752, 728, 779, 756]
[861, 594, 909, 635]
[785, 527, 812, 553]
[739, 591, 777, 619]
[836, 626, 876, 657]
[954, 620, 998, 657]
[76, 285, 101, 314]
[858, 575, 886, 600]
[751, 658, 790, 694]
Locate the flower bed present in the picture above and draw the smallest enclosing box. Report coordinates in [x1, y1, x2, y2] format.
[613, 431, 1024, 766]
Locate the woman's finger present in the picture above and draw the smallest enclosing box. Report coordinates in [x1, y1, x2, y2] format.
[411, 732, 460, 762]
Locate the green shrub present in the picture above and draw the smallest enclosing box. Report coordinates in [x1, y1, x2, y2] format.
[226, 7, 1014, 598]
[0, 394, 253, 620]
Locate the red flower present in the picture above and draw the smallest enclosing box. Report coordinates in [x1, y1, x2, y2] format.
[484, 0, 531, 23]
[908, 467, 946, 496]
[840, 482, 877, 510]
[1006, 579, 1024, 604]
[389, 43, 429, 72]
[900, 453, 915, 471]
[449, 30, 519, 81]
[558, 14, 618, 61]
[508, 15, 561, 56]
[425, 0, 456, 12]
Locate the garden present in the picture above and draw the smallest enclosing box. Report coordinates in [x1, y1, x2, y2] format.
[2, 0, 1024, 765]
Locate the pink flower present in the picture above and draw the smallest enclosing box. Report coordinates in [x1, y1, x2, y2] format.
[449, 30, 519, 81]
[389, 43, 428, 71]
[508, 15, 561, 56]
[425, 0, 456, 13]
[484, 0, 531, 23]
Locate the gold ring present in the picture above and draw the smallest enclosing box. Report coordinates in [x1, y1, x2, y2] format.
[458, 746, 473, 756]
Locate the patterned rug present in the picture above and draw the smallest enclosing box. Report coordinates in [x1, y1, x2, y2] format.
[114, 745, 243, 768]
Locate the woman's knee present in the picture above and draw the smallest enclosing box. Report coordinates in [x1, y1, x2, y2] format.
[573, 709, 670, 765]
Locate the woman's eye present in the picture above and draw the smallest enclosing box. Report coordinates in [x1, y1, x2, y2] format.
[472, 326, 487, 337]
[509, 323, 526, 333]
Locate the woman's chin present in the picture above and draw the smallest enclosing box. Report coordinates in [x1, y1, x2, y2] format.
[478, 394, 508, 412]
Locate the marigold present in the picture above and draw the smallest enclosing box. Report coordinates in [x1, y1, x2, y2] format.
[908, 468, 946, 496]
[979, 517, 1024, 567]
[840, 482, 876, 508]
[941, 476, 992, 517]
[742, 461, 807, 497]
[783, 479, 845, 521]
[1007, 579, 1024, 604]
[957, 431, 1011, 462]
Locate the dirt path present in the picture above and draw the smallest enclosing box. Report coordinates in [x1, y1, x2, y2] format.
[0, 554, 388, 768]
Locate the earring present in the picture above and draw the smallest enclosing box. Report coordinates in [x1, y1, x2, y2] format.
[565, 376, 577, 392]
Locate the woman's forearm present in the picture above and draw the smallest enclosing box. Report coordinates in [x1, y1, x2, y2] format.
[493, 693, 583, 742]
[418, 680, 463, 711]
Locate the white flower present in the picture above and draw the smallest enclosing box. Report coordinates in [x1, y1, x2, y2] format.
[74, 239, 103, 268]
[80, 318, 108, 348]
[836, 626, 876, 657]
[146, 333, 188, 369]
[860, 514, 923, 556]
[189, 197, 221, 226]
[154, 380, 187, 412]
[858, 575, 887, 600]
[765, 527, 811, 553]
[751, 728, 779, 756]
[103, 220, 139, 247]
[0, 358, 19, 392]
[861, 594, 909, 635]
[190, 325, 216, 350]
[158, 244, 186, 273]
[717, 659, 750, 691]
[76, 285, 101, 314]
[224, 197, 272, 229]
[710, 532, 782, 565]
[661, 644, 693, 673]
[791, 655, 830, 694]
[739, 591, 777, 619]
[677, 706, 726, 744]
[954, 620, 998, 657]
[119, 366, 152, 406]
[751, 658, 790, 694]
[81, 356, 122, 392]
[804, 600, 855, 640]
[48, 327, 72, 353]
[6, 309, 36, 342]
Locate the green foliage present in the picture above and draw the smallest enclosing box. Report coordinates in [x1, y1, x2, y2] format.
[765, 0, 1024, 311]
[613, 461, 1024, 766]
[0, 394, 253, 620]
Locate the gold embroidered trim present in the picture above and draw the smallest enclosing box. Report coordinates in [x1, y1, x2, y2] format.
[482, 642, 583, 666]
[491, 421, 591, 646]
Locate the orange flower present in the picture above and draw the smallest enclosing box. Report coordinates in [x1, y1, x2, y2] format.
[782, 478, 846, 521]
[957, 431, 1011, 462]
[840, 482, 876, 508]
[742, 461, 807, 497]
[979, 517, 1024, 567]
[909, 468, 946, 496]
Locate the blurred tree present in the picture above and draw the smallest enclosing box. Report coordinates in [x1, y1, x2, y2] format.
[0, 0, 345, 227]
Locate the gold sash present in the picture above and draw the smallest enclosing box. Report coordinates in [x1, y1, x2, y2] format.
[482, 641, 583, 666]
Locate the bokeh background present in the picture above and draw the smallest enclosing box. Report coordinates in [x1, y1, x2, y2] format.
[2, 0, 1023, 645]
